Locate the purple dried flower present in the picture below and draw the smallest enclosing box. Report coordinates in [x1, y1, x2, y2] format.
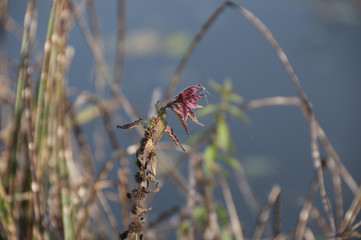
[166, 84, 205, 135]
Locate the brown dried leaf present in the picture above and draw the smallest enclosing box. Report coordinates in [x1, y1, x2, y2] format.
[143, 139, 155, 168]
[165, 124, 185, 151]
[117, 119, 144, 129]
[149, 152, 157, 176]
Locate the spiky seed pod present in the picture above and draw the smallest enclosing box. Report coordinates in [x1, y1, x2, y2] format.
[135, 171, 146, 184]
[127, 188, 146, 201]
[131, 205, 152, 217]
[128, 221, 142, 234]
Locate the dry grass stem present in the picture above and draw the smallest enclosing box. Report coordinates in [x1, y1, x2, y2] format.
[219, 177, 244, 240]
[251, 185, 281, 240]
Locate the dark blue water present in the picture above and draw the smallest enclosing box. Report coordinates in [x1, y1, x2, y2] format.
[8, 0, 361, 238]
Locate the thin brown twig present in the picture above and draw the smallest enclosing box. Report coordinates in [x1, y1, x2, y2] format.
[96, 189, 119, 236]
[310, 206, 332, 236]
[85, 0, 107, 164]
[310, 115, 336, 233]
[66, 98, 95, 177]
[239, 96, 359, 238]
[273, 192, 281, 237]
[339, 185, 361, 233]
[114, 0, 126, 85]
[251, 185, 281, 240]
[219, 177, 244, 240]
[157, 150, 189, 197]
[294, 165, 323, 240]
[240, 96, 357, 196]
[239, 96, 301, 110]
[68, 0, 140, 126]
[186, 154, 199, 240]
[75, 150, 125, 238]
[73, 92, 121, 149]
[328, 156, 343, 230]
[147, 205, 180, 229]
[72, 93, 132, 228]
[304, 228, 316, 240]
[234, 162, 259, 216]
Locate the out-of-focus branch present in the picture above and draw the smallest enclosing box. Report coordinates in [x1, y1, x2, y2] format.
[219, 177, 244, 240]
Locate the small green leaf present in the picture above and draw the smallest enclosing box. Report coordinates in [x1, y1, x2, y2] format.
[204, 144, 218, 176]
[227, 105, 249, 123]
[216, 121, 230, 151]
[204, 144, 217, 163]
[153, 118, 166, 144]
[193, 205, 207, 224]
[228, 93, 243, 104]
[221, 155, 240, 169]
[196, 104, 217, 117]
[220, 229, 233, 240]
[178, 220, 190, 234]
[216, 204, 229, 227]
[224, 78, 232, 91]
[209, 80, 223, 96]
[0, 197, 9, 221]
[117, 119, 144, 129]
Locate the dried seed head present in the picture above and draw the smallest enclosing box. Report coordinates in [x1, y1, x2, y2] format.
[128, 221, 142, 234]
[131, 205, 152, 217]
[119, 231, 128, 240]
[128, 188, 146, 201]
[135, 171, 146, 184]
[135, 157, 143, 169]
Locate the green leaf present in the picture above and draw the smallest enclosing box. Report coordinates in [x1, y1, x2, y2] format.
[0, 197, 9, 221]
[204, 144, 218, 176]
[227, 105, 249, 123]
[153, 118, 166, 144]
[221, 155, 240, 169]
[178, 220, 190, 234]
[228, 93, 243, 104]
[220, 229, 233, 240]
[224, 78, 232, 89]
[204, 144, 217, 163]
[196, 104, 217, 117]
[193, 205, 207, 224]
[209, 80, 223, 96]
[216, 204, 229, 227]
[216, 121, 230, 151]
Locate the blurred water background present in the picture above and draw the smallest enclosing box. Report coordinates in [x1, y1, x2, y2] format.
[7, 0, 361, 237]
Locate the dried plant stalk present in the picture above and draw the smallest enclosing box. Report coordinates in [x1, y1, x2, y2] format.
[118, 85, 205, 239]
[251, 185, 281, 240]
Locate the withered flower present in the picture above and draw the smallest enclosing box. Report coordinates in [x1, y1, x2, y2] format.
[117, 84, 205, 239]
[165, 84, 205, 135]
